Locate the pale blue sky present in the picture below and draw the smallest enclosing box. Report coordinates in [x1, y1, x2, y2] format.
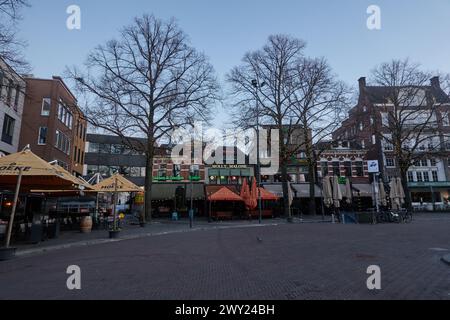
[19, 0, 450, 128]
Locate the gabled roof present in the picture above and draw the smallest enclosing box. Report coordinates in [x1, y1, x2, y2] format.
[364, 86, 450, 104]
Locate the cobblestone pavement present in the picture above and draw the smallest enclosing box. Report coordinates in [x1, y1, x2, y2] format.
[0, 217, 449, 300]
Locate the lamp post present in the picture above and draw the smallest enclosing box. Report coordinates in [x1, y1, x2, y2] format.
[189, 167, 194, 229]
[252, 80, 265, 224]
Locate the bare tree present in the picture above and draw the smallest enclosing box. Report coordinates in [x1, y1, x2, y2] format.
[67, 15, 219, 222]
[228, 35, 349, 217]
[370, 59, 440, 210]
[0, 0, 29, 70]
[289, 58, 350, 214]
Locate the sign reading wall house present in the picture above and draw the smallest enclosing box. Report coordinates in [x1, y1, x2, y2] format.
[368, 160, 380, 173]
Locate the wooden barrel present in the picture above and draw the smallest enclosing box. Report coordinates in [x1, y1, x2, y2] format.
[80, 216, 93, 233]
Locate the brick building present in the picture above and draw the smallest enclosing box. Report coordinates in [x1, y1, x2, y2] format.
[333, 76, 450, 207]
[19, 76, 87, 176]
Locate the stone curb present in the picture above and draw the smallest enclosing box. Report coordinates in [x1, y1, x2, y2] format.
[15, 222, 281, 258]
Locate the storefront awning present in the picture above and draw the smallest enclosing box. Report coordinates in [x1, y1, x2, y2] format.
[352, 184, 373, 197]
[292, 184, 322, 198]
[262, 185, 284, 198]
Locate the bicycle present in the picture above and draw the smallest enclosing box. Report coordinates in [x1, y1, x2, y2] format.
[399, 210, 413, 223]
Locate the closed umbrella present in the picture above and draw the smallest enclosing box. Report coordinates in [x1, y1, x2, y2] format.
[396, 178, 406, 206]
[332, 176, 343, 208]
[378, 181, 388, 207]
[344, 179, 353, 204]
[248, 178, 258, 211]
[288, 181, 294, 207]
[322, 176, 333, 208]
[240, 178, 252, 210]
[390, 179, 400, 210]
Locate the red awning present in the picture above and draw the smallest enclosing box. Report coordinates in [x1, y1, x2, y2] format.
[208, 187, 244, 202]
[258, 188, 280, 201]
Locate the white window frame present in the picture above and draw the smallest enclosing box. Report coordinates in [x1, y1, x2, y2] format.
[41, 98, 51, 116]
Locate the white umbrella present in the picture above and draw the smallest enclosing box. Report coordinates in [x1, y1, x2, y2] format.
[396, 178, 406, 206]
[287, 182, 294, 208]
[390, 179, 400, 210]
[332, 176, 343, 208]
[322, 176, 333, 208]
[378, 181, 387, 207]
[344, 179, 353, 204]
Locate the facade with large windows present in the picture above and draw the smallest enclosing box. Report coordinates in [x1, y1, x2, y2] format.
[85, 134, 206, 186]
[333, 76, 450, 208]
[0, 58, 26, 156]
[85, 134, 149, 186]
[18, 76, 87, 176]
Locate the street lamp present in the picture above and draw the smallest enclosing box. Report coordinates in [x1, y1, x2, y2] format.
[252, 80, 266, 224]
[189, 166, 194, 229]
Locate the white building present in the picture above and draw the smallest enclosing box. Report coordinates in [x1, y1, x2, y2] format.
[0, 58, 26, 156]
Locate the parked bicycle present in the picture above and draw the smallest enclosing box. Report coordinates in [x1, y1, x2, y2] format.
[375, 210, 412, 224]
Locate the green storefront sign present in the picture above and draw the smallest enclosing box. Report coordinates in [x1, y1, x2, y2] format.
[408, 182, 450, 189]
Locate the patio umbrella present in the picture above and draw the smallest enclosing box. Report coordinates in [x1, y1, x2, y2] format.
[240, 178, 249, 200]
[390, 179, 400, 210]
[89, 173, 142, 230]
[378, 181, 388, 207]
[240, 178, 254, 210]
[257, 188, 279, 201]
[89, 173, 142, 193]
[396, 178, 406, 206]
[332, 176, 343, 208]
[30, 163, 94, 193]
[208, 187, 244, 202]
[343, 179, 353, 204]
[0, 149, 82, 248]
[322, 176, 333, 208]
[287, 181, 294, 207]
[248, 178, 258, 211]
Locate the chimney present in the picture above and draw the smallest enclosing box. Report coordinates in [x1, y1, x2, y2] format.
[358, 77, 366, 92]
[430, 76, 440, 88]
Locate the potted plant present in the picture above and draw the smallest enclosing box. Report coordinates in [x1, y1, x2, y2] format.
[109, 226, 121, 239]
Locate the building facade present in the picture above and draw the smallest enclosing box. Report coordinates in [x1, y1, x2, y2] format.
[262, 124, 310, 183]
[333, 76, 450, 207]
[0, 58, 26, 156]
[19, 76, 87, 176]
[85, 134, 206, 186]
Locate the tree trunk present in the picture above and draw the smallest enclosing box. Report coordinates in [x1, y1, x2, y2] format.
[144, 138, 155, 223]
[280, 163, 291, 220]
